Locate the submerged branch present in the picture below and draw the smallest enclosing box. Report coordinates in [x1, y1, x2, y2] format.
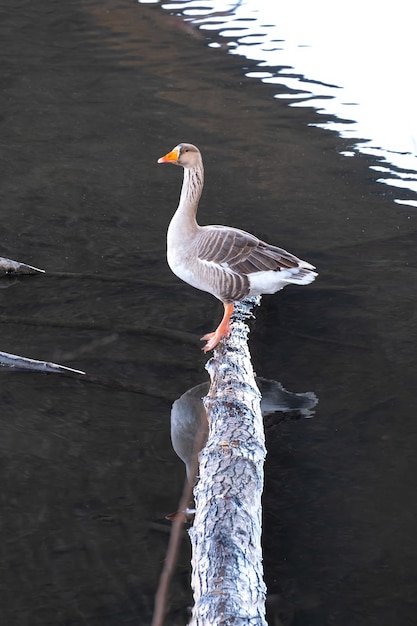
[0, 351, 85, 376]
[0, 350, 178, 400]
[0, 256, 45, 275]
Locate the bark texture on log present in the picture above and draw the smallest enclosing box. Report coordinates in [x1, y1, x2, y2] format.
[189, 298, 267, 626]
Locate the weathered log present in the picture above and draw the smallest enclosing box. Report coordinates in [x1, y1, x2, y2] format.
[189, 297, 268, 626]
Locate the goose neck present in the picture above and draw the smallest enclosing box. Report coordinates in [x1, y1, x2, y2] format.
[177, 165, 204, 223]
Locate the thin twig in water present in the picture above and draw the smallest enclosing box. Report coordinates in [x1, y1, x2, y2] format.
[151, 421, 207, 626]
[151, 481, 193, 626]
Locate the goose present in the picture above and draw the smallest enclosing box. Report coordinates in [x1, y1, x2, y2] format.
[158, 143, 317, 351]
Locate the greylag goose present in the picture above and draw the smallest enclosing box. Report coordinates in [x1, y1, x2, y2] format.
[158, 143, 317, 351]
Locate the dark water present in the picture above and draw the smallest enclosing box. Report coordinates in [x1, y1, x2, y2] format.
[1, 0, 417, 624]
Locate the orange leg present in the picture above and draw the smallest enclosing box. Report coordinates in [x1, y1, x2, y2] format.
[201, 303, 234, 352]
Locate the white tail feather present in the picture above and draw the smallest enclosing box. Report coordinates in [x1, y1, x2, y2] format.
[248, 266, 317, 294]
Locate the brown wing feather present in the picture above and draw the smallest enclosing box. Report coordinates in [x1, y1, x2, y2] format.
[197, 226, 300, 275]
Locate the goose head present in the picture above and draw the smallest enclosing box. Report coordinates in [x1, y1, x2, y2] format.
[158, 143, 201, 168]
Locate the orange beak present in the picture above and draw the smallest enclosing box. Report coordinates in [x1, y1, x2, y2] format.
[157, 147, 180, 164]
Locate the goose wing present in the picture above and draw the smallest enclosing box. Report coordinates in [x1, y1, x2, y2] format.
[197, 225, 305, 275]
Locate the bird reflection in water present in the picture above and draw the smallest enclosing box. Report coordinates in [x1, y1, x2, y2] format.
[171, 377, 318, 486]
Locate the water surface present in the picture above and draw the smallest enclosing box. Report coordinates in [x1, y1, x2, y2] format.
[1, 0, 417, 624]
[154, 0, 417, 207]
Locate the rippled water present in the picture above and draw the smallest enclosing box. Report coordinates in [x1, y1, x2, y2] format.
[143, 0, 417, 207]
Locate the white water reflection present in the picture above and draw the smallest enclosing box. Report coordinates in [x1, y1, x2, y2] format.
[144, 0, 417, 206]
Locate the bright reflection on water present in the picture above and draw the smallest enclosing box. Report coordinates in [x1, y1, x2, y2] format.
[145, 0, 417, 206]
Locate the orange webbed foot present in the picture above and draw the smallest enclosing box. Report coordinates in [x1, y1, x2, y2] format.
[200, 323, 231, 352]
[200, 303, 234, 352]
